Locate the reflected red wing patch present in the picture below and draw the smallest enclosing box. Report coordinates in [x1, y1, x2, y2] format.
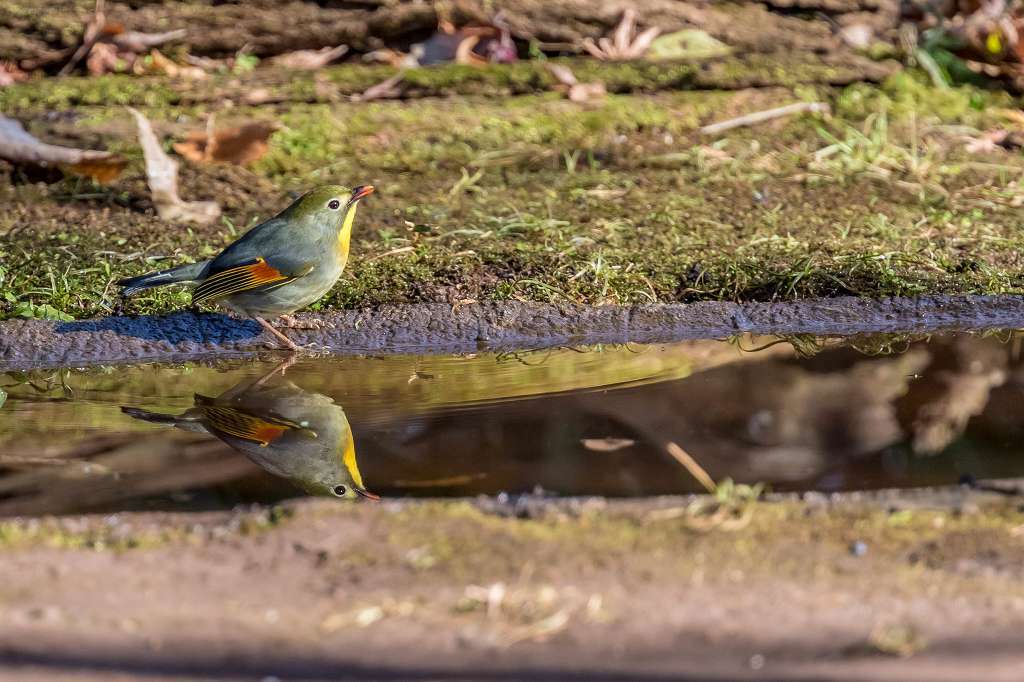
[201, 405, 294, 447]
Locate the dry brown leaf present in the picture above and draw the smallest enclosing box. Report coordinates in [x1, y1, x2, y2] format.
[85, 41, 122, 76]
[242, 88, 276, 105]
[362, 49, 418, 69]
[0, 114, 126, 183]
[139, 49, 207, 80]
[110, 28, 186, 53]
[172, 121, 279, 166]
[128, 108, 220, 225]
[0, 61, 27, 87]
[568, 81, 606, 103]
[270, 44, 349, 70]
[965, 128, 1010, 153]
[67, 157, 127, 184]
[546, 63, 605, 102]
[580, 9, 660, 60]
[60, 0, 107, 76]
[455, 35, 488, 66]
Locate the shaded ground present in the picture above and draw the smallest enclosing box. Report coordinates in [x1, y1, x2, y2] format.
[2, 491, 1024, 681]
[5, 295, 1024, 369]
[0, 0, 898, 64]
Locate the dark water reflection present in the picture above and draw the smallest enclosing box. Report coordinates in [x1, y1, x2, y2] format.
[1, 332, 1023, 515]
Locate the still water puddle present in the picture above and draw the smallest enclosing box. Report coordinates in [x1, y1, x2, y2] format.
[1, 331, 1023, 516]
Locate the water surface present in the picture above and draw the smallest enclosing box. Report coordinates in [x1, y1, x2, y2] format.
[2, 332, 1023, 515]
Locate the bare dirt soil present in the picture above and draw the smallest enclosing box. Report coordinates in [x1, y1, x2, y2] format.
[2, 490, 1024, 681]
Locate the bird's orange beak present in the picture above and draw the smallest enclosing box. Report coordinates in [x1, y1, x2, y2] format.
[349, 185, 375, 204]
[354, 485, 381, 501]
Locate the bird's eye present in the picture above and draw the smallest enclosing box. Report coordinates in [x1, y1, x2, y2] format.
[332, 485, 347, 497]
[327, 199, 341, 210]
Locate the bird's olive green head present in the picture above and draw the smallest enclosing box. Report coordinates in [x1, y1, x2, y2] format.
[280, 184, 375, 230]
[298, 478, 380, 501]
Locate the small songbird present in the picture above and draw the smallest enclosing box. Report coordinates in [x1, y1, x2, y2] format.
[117, 184, 375, 350]
[121, 360, 378, 500]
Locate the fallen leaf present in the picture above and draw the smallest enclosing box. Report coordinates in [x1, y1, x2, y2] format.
[270, 44, 349, 70]
[838, 23, 874, 50]
[965, 128, 1009, 153]
[86, 41, 123, 76]
[547, 63, 605, 102]
[410, 18, 517, 67]
[581, 9, 660, 61]
[68, 157, 126, 183]
[581, 438, 636, 452]
[60, 0, 107, 76]
[648, 29, 732, 61]
[139, 49, 207, 80]
[0, 61, 27, 87]
[455, 35, 488, 66]
[568, 81, 606, 103]
[0, 114, 126, 183]
[362, 49, 418, 69]
[110, 28, 186, 53]
[128, 108, 221, 225]
[173, 121, 280, 165]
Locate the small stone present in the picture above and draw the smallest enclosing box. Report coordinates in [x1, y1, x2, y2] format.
[850, 540, 868, 557]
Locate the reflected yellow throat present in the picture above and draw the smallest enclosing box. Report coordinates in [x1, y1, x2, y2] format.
[341, 430, 366, 490]
[336, 203, 358, 265]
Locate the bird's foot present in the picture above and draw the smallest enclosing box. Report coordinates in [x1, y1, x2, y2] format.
[277, 314, 335, 330]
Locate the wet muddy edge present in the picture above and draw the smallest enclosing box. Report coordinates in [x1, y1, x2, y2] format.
[2, 294, 1023, 370]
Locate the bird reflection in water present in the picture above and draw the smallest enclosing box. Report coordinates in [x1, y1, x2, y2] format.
[122, 358, 378, 500]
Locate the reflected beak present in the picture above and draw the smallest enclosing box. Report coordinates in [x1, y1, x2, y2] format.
[354, 486, 381, 501]
[348, 185, 375, 205]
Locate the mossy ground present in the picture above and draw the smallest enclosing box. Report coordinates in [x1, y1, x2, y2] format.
[2, 63, 1024, 322]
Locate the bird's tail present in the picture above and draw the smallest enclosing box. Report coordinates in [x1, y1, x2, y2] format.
[121, 406, 206, 433]
[117, 260, 209, 296]
[120, 406, 185, 425]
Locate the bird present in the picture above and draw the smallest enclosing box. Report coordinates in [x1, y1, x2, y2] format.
[121, 358, 378, 500]
[117, 184, 375, 350]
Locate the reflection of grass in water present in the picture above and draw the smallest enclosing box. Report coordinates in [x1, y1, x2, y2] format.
[0, 341, 730, 447]
[732, 330, 1021, 359]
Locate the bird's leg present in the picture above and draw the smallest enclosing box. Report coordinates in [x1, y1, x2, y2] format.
[277, 314, 334, 330]
[253, 355, 298, 386]
[254, 316, 299, 351]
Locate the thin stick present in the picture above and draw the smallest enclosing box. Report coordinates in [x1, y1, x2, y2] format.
[60, 0, 106, 76]
[700, 102, 830, 136]
[665, 441, 716, 494]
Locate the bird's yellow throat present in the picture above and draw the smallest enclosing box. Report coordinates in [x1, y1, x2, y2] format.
[337, 203, 359, 262]
[341, 430, 366, 490]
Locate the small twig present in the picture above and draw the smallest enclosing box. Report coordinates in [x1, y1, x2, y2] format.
[60, 0, 106, 76]
[700, 102, 830, 136]
[368, 246, 415, 260]
[353, 72, 405, 102]
[665, 441, 716, 494]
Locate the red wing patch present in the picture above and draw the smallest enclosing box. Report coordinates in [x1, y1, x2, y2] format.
[192, 257, 290, 306]
[200, 405, 297, 447]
